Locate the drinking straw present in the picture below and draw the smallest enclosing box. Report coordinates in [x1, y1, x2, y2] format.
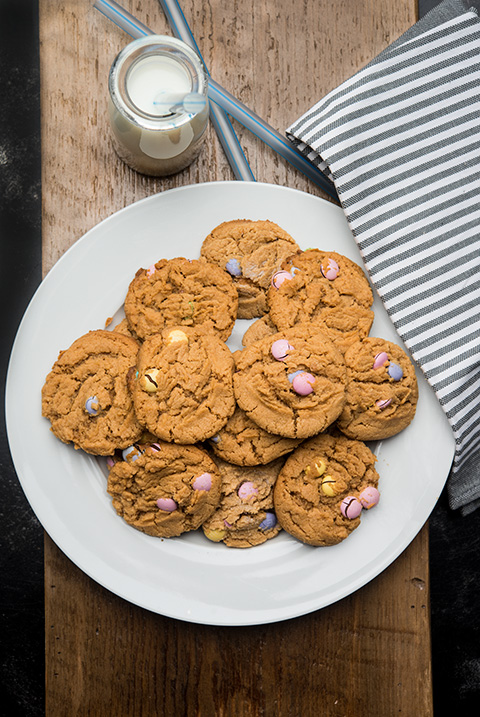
[94, 0, 339, 199]
[157, 0, 255, 182]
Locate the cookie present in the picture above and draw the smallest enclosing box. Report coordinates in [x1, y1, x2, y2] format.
[124, 256, 238, 341]
[133, 326, 236, 443]
[200, 219, 300, 319]
[202, 456, 283, 547]
[336, 337, 418, 440]
[273, 433, 380, 546]
[233, 326, 347, 439]
[280, 248, 373, 307]
[207, 405, 300, 466]
[41, 329, 142, 455]
[107, 441, 222, 538]
[241, 315, 277, 347]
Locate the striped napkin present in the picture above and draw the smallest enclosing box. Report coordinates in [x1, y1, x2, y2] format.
[287, 0, 480, 514]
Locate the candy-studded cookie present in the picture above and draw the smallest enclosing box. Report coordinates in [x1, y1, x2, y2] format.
[273, 433, 380, 546]
[41, 330, 142, 455]
[336, 337, 418, 441]
[233, 326, 347, 439]
[124, 256, 238, 342]
[208, 405, 300, 466]
[133, 326, 236, 444]
[241, 315, 277, 347]
[200, 219, 300, 319]
[107, 441, 222, 538]
[202, 457, 283, 547]
[268, 249, 373, 335]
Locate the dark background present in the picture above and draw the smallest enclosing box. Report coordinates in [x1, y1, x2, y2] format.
[1, 1, 479, 714]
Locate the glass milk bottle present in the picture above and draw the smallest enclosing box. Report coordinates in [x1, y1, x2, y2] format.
[108, 35, 209, 176]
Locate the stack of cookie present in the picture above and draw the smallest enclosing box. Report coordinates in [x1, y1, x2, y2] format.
[42, 219, 418, 548]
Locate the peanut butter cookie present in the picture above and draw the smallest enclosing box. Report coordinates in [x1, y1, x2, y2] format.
[133, 326, 236, 444]
[124, 256, 238, 341]
[200, 219, 300, 319]
[41, 329, 142, 455]
[107, 441, 222, 538]
[233, 326, 347, 439]
[274, 433, 380, 546]
[336, 337, 418, 440]
[202, 456, 283, 547]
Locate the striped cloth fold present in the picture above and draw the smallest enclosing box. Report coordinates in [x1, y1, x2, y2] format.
[287, 0, 480, 514]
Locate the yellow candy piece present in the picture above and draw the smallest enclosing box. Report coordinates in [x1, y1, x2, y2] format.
[203, 527, 226, 542]
[314, 460, 326, 477]
[166, 329, 189, 345]
[140, 368, 159, 393]
[321, 475, 337, 497]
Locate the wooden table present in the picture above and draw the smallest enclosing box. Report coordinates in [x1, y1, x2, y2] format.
[40, 1, 431, 714]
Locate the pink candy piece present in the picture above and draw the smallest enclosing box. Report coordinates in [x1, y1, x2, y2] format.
[359, 486, 380, 509]
[341, 496, 362, 520]
[192, 472, 212, 491]
[271, 339, 294, 361]
[271, 270, 293, 289]
[292, 372, 315, 396]
[146, 263, 157, 277]
[373, 351, 389, 369]
[156, 498, 177, 512]
[376, 398, 392, 410]
[238, 481, 258, 500]
[106, 456, 115, 468]
[321, 258, 339, 281]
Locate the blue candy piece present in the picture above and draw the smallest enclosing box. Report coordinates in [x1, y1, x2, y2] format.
[259, 511, 277, 531]
[122, 445, 142, 462]
[85, 395, 99, 415]
[210, 435, 221, 444]
[225, 258, 242, 277]
[287, 370, 304, 383]
[388, 362, 403, 381]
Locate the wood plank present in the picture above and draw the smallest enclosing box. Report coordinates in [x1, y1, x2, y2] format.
[41, 1, 430, 714]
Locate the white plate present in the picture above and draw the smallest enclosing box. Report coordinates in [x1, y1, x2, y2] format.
[6, 182, 454, 626]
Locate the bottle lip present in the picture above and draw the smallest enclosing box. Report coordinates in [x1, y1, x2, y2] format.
[108, 35, 208, 130]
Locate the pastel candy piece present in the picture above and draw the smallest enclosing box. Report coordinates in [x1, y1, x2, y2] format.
[314, 460, 326, 476]
[140, 368, 159, 392]
[290, 265, 300, 276]
[225, 258, 242, 276]
[165, 329, 189, 344]
[292, 372, 315, 396]
[238, 481, 258, 500]
[259, 511, 277, 530]
[224, 519, 233, 528]
[204, 527, 226, 542]
[376, 398, 392, 410]
[388, 362, 404, 381]
[271, 339, 294, 361]
[106, 456, 115, 468]
[85, 395, 99, 416]
[271, 270, 293, 289]
[210, 435, 220, 444]
[321, 475, 337, 497]
[321, 258, 339, 280]
[359, 486, 380, 509]
[122, 444, 142, 462]
[341, 496, 362, 519]
[192, 472, 212, 491]
[373, 351, 389, 369]
[146, 263, 157, 276]
[156, 497, 177, 512]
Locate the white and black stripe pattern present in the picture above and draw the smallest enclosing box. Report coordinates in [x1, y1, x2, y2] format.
[287, 6, 480, 513]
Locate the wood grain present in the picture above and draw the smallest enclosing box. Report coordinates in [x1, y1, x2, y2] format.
[40, 1, 431, 715]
